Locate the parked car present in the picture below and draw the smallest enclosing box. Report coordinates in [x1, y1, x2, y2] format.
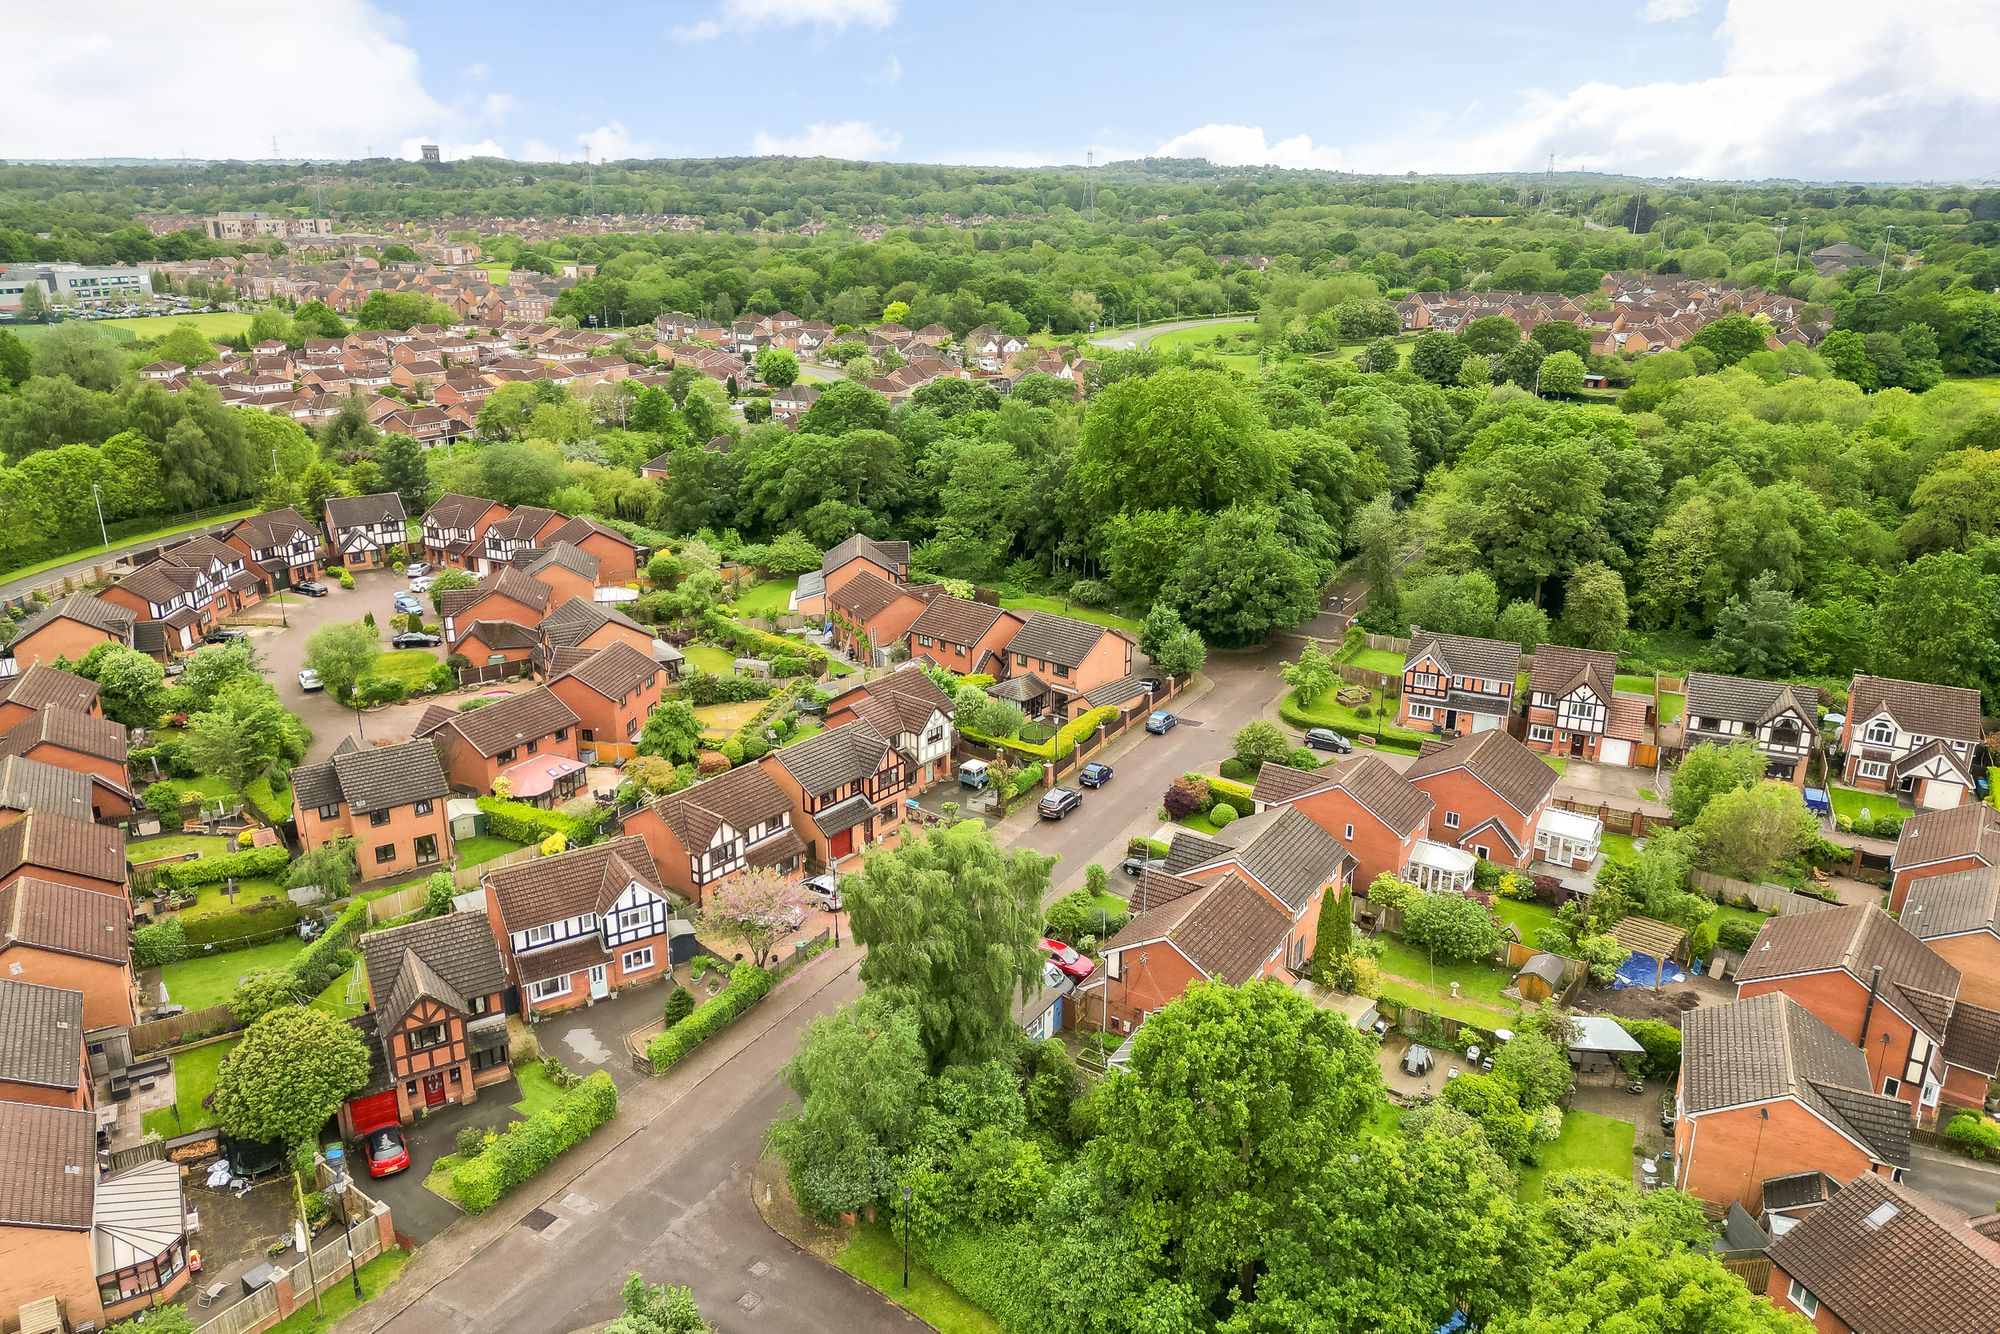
[1038, 937, 1097, 983]
[297, 669, 323, 692]
[203, 627, 248, 644]
[363, 1125, 410, 1178]
[1038, 787, 1082, 820]
[1139, 676, 1163, 695]
[1079, 761, 1114, 788]
[1120, 853, 1166, 878]
[390, 631, 442, 649]
[957, 759, 991, 789]
[407, 576, 433, 593]
[392, 593, 425, 615]
[1303, 727, 1353, 754]
[404, 562, 432, 578]
[294, 580, 329, 597]
[1146, 710, 1178, 734]
[802, 873, 843, 912]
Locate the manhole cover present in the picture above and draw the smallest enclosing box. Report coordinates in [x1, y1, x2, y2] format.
[521, 1208, 557, 1232]
[1178, 718, 1204, 728]
[737, 1293, 763, 1312]
[747, 1259, 771, 1278]
[561, 1192, 597, 1215]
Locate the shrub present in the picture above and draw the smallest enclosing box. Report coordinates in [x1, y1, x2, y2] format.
[1401, 891, 1503, 962]
[357, 675, 408, 706]
[450, 1071, 618, 1212]
[454, 1125, 487, 1159]
[286, 899, 369, 998]
[150, 845, 291, 891]
[180, 901, 304, 948]
[1194, 772, 1257, 818]
[1163, 775, 1209, 820]
[143, 781, 186, 829]
[663, 986, 695, 1026]
[1044, 889, 1130, 946]
[1614, 1017, 1683, 1081]
[1717, 918, 1762, 953]
[475, 796, 601, 846]
[132, 919, 188, 968]
[1209, 802, 1238, 829]
[333, 567, 355, 590]
[1217, 757, 1251, 782]
[1944, 1112, 2000, 1162]
[647, 964, 775, 1072]
[1284, 747, 1322, 771]
[1065, 579, 1115, 608]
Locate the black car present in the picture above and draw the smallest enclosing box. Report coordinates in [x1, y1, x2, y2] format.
[1139, 676, 1163, 695]
[390, 631, 443, 649]
[1079, 761, 1114, 788]
[1038, 787, 1082, 820]
[294, 580, 329, 597]
[1303, 727, 1354, 754]
[1121, 854, 1166, 877]
[203, 627, 249, 644]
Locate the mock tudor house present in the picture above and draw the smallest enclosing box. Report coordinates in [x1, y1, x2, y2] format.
[0, 876, 137, 1030]
[1839, 673, 1982, 809]
[769, 720, 908, 868]
[95, 562, 216, 653]
[324, 492, 409, 570]
[3, 597, 138, 671]
[342, 912, 511, 1135]
[414, 686, 583, 804]
[822, 667, 956, 793]
[482, 836, 681, 1014]
[421, 492, 509, 570]
[291, 737, 453, 879]
[219, 506, 323, 591]
[1887, 804, 2000, 913]
[153, 535, 259, 615]
[624, 759, 803, 907]
[1403, 729, 1594, 871]
[905, 594, 1023, 677]
[1524, 644, 1651, 765]
[1679, 672, 1821, 785]
[0, 708, 134, 820]
[1397, 628, 1522, 736]
[1676, 993, 1911, 1212]
[475, 505, 567, 574]
[0, 812, 129, 899]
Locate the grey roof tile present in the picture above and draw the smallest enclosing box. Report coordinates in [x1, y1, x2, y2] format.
[1849, 674, 1983, 745]
[0, 876, 128, 963]
[0, 1101, 94, 1229]
[1404, 628, 1522, 684]
[0, 977, 84, 1090]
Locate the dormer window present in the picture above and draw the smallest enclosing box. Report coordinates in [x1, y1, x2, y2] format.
[1864, 720, 1896, 747]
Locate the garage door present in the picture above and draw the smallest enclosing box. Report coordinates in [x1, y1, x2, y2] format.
[347, 1090, 400, 1135]
[1600, 738, 1632, 766]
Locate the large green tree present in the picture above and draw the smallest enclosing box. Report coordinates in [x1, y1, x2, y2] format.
[1691, 781, 1817, 883]
[212, 1005, 371, 1146]
[71, 641, 167, 727]
[183, 681, 307, 793]
[1669, 740, 1764, 827]
[303, 621, 379, 711]
[767, 994, 928, 1218]
[1488, 1234, 1811, 1334]
[1071, 368, 1280, 518]
[1164, 505, 1323, 646]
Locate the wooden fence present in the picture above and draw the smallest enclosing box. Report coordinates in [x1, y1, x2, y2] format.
[452, 842, 539, 889]
[192, 1202, 389, 1334]
[366, 885, 428, 922]
[1334, 662, 1402, 693]
[1549, 796, 1670, 837]
[130, 1004, 235, 1054]
[1691, 870, 1840, 917]
[456, 659, 533, 687]
[196, 1284, 279, 1334]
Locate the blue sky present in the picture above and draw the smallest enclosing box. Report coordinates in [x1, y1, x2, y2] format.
[11, 1, 2000, 181]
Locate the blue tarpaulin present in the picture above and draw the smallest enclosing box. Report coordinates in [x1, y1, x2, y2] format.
[1612, 953, 1689, 990]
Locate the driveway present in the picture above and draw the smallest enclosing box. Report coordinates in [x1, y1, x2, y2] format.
[1905, 1143, 2000, 1220]
[367, 1075, 530, 1246]
[531, 985, 668, 1093]
[1554, 759, 1665, 808]
[252, 569, 430, 764]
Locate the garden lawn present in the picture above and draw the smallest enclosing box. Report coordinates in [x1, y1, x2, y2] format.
[1599, 832, 1639, 865]
[1374, 937, 1521, 1013]
[836, 1221, 1000, 1334]
[679, 642, 738, 675]
[311, 968, 367, 1019]
[1361, 1100, 1406, 1141]
[1375, 978, 1517, 1029]
[1541, 755, 1567, 775]
[511, 1061, 566, 1118]
[479, 262, 512, 282]
[158, 938, 303, 1010]
[1657, 692, 1685, 726]
[1283, 686, 1430, 753]
[371, 649, 442, 690]
[178, 877, 288, 921]
[263, 1249, 412, 1334]
[694, 700, 766, 736]
[1145, 319, 1260, 353]
[103, 312, 254, 341]
[1175, 811, 1226, 836]
[1614, 674, 1656, 696]
[995, 594, 1142, 635]
[731, 578, 797, 617]
[139, 1037, 238, 1139]
[1830, 786, 1897, 826]
[127, 833, 234, 862]
[456, 835, 526, 868]
[1493, 897, 1556, 943]
[1337, 644, 1405, 674]
[1518, 1110, 1637, 1201]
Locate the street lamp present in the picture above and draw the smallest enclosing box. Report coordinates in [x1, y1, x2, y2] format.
[900, 1185, 913, 1289]
[1876, 226, 1896, 294]
[323, 1145, 365, 1299]
[90, 483, 110, 550]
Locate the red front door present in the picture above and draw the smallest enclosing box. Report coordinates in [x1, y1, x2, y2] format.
[422, 1073, 446, 1107]
[829, 828, 854, 860]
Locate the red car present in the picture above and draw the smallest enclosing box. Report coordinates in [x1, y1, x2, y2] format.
[363, 1126, 409, 1178]
[1038, 938, 1096, 983]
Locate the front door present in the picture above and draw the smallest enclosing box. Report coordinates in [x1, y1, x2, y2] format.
[1444, 709, 1458, 732]
[588, 964, 609, 1000]
[1569, 733, 1585, 757]
[422, 1073, 446, 1107]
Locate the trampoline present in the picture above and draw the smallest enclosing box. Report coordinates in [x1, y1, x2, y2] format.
[1612, 953, 1689, 990]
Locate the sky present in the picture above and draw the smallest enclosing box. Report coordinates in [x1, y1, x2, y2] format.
[7, 0, 1999, 182]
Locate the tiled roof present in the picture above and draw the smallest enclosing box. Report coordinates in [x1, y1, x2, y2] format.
[1405, 628, 1522, 684]
[1893, 737, 1973, 783]
[1849, 674, 1983, 744]
[459, 619, 541, 652]
[821, 534, 908, 577]
[907, 593, 1014, 647]
[1165, 806, 1345, 913]
[0, 876, 128, 963]
[1683, 671, 1822, 729]
[774, 720, 890, 797]
[1765, 1174, 2000, 1334]
[1682, 993, 1911, 1166]
[1903, 865, 2000, 940]
[423, 492, 503, 530]
[11, 595, 135, 644]
[325, 492, 408, 529]
[294, 738, 448, 815]
[1403, 729, 1557, 817]
[475, 565, 556, 614]
[0, 811, 126, 886]
[1893, 804, 2000, 872]
[1249, 761, 1339, 807]
[113, 561, 204, 606]
[1326, 755, 1433, 836]
[1738, 905, 1962, 1040]
[828, 569, 913, 624]
[649, 759, 793, 852]
[361, 912, 507, 1023]
[0, 1101, 94, 1229]
[550, 641, 659, 700]
[1007, 611, 1110, 669]
[0, 664, 102, 716]
[539, 596, 648, 649]
[422, 686, 578, 758]
[0, 755, 94, 820]
[1528, 643, 1615, 702]
[1, 706, 130, 764]
[545, 515, 635, 551]
[1081, 674, 1149, 708]
[486, 505, 561, 541]
[484, 835, 667, 930]
[518, 541, 600, 583]
[1944, 1002, 2000, 1079]
[0, 977, 84, 1090]
[228, 506, 318, 550]
[831, 670, 952, 740]
[1104, 872, 1291, 985]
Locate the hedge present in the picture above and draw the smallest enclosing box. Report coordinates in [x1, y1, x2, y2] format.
[475, 796, 603, 847]
[1944, 1112, 2000, 1163]
[148, 845, 292, 891]
[647, 963, 774, 1072]
[964, 705, 1120, 765]
[450, 1071, 619, 1213]
[1187, 772, 1256, 818]
[1614, 1017, 1682, 1081]
[289, 899, 368, 998]
[699, 610, 836, 674]
[131, 919, 188, 969]
[182, 901, 303, 948]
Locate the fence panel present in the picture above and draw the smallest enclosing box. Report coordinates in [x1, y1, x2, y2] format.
[366, 886, 427, 922]
[104, 1139, 167, 1173]
[195, 1284, 279, 1334]
[456, 659, 532, 687]
[130, 1005, 236, 1053]
[1691, 870, 1838, 917]
[451, 843, 539, 888]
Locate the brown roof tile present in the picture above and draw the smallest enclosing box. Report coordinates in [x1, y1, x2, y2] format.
[484, 835, 668, 930]
[1403, 729, 1557, 817]
[648, 759, 793, 852]
[774, 720, 890, 797]
[0, 755, 94, 820]
[0, 1101, 94, 1229]
[1849, 674, 1983, 745]
[1894, 805, 2000, 873]
[1104, 872, 1291, 984]
[828, 569, 915, 624]
[550, 641, 660, 701]
[1, 706, 130, 765]
[1528, 643, 1615, 703]
[1325, 754, 1433, 836]
[420, 686, 578, 758]
[0, 664, 102, 716]
[1007, 611, 1117, 669]
[0, 977, 84, 1090]
[1738, 905, 1962, 1039]
[360, 912, 507, 1022]
[0, 812, 126, 886]
[908, 594, 1016, 647]
[1404, 628, 1522, 684]
[0, 876, 129, 963]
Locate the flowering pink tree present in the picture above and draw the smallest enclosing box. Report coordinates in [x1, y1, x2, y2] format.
[700, 867, 816, 967]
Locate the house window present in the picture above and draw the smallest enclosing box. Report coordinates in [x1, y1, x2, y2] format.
[918, 635, 935, 648]
[1857, 760, 1890, 780]
[1786, 1280, 1818, 1318]
[1863, 720, 1896, 746]
[409, 1023, 448, 1051]
[1409, 670, 1439, 691]
[375, 843, 397, 864]
[1528, 725, 1555, 743]
[527, 738, 540, 754]
[1474, 845, 1490, 860]
[318, 803, 340, 820]
[1344, 823, 1355, 841]
[415, 799, 434, 817]
[621, 947, 654, 972]
[471, 995, 490, 1015]
[618, 904, 653, 933]
[528, 976, 570, 1002]
[525, 923, 556, 947]
[554, 728, 568, 742]
[1882, 1076, 1902, 1098]
[1409, 703, 1435, 720]
[472, 1046, 507, 1073]
[414, 834, 439, 863]
[498, 746, 518, 762]
[1443, 811, 1460, 829]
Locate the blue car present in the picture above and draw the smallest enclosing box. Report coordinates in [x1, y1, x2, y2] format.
[1146, 711, 1178, 734]
[393, 593, 424, 615]
[1079, 762, 1113, 788]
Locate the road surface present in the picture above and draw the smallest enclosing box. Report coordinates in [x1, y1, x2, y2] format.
[1088, 313, 1255, 352]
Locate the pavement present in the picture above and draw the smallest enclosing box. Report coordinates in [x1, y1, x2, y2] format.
[336, 948, 914, 1334]
[0, 513, 251, 603]
[1905, 1144, 2000, 1220]
[1087, 313, 1251, 352]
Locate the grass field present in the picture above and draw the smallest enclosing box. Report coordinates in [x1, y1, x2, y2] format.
[311, 968, 367, 1019]
[996, 594, 1143, 635]
[157, 939, 303, 1009]
[1376, 977, 1518, 1028]
[34, 312, 258, 345]
[457, 834, 526, 867]
[1542, 754, 1567, 775]
[1284, 686, 1431, 753]
[1946, 375, 2000, 398]
[1375, 937, 1522, 1013]
[836, 1221, 1000, 1334]
[1337, 644, 1405, 674]
[1829, 785, 1898, 826]
[177, 877, 287, 922]
[695, 699, 766, 736]
[679, 642, 739, 675]
[1493, 897, 1556, 943]
[511, 1061, 566, 1118]
[1600, 831, 1639, 865]
[1519, 1109, 1637, 1200]
[372, 649, 443, 690]
[1613, 673, 1656, 696]
[0, 505, 260, 584]
[264, 1249, 412, 1334]
[139, 1037, 239, 1138]
[128, 833, 235, 863]
[479, 262, 512, 282]
[731, 578, 797, 617]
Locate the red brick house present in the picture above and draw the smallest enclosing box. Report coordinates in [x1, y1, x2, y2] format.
[1765, 1173, 2000, 1332]
[1903, 863, 2000, 1009]
[1252, 756, 1434, 891]
[543, 515, 640, 585]
[0, 667, 101, 735]
[0, 876, 137, 1030]
[440, 566, 555, 653]
[324, 492, 409, 571]
[905, 594, 1023, 677]
[290, 737, 453, 880]
[768, 720, 909, 868]
[0, 812, 128, 900]
[1003, 612, 1142, 721]
[341, 912, 511, 1135]
[1675, 993, 1911, 1212]
[1402, 730, 1585, 870]
[1839, 674, 1982, 809]
[792, 534, 908, 618]
[1397, 628, 1521, 736]
[454, 620, 542, 675]
[415, 686, 582, 804]
[0, 977, 92, 1111]
[0, 709, 133, 821]
[482, 836, 681, 1014]
[514, 542, 599, 609]
[546, 642, 666, 752]
[152, 535, 261, 615]
[1887, 804, 2000, 913]
[420, 492, 509, 570]
[822, 667, 956, 792]
[95, 562, 214, 655]
[624, 758, 803, 908]
[827, 570, 936, 664]
[537, 597, 666, 675]
[4, 598, 138, 672]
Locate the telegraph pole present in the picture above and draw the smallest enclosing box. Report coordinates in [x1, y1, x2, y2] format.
[1876, 226, 1895, 293]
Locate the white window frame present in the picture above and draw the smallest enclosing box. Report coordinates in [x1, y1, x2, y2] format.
[621, 947, 654, 972]
[1864, 720, 1896, 746]
[1408, 703, 1435, 720]
[1857, 760, 1890, 780]
[1787, 1279, 1818, 1318]
[1882, 1076, 1901, 1098]
[525, 923, 556, 948]
[528, 976, 570, 1002]
[1443, 811, 1460, 829]
[1344, 823, 1355, 841]
[1528, 724, 1555, 743]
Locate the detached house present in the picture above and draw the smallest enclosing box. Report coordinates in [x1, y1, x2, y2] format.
[769, 720, 909, 868]
[543, 515, 640, 585]
[1679, 672, 1821, 785]
[1903, 863, 2000, 1009]
[537, 597, 665, 675]
[625, 759, 803, 907]
[1887, 804, 2000, 913]
[0, 876, 136, 1030]
[342, 912, 511, 1135]
[545, 642, 666, 754]
[414, 685, 582, 804]
[440, 566, 554, 652]
[1676, 993, 1912, 1211]
[475, 505, 566, 574]
[1252, 755, 1436, 891]
[1004, 612, 1142, 721]
[324, 492, 409, 570]
[1397, 628, 1522, 736]
[827, 570, 936, 664]
[822, 667, 956, 793]
[1403, 729, 1591, 872]
[96, 562, 214, 654]
[154, 536, 259, 615]
[905, 594, 1023, 678]
[420, 492, 509, 571]
[219, 507, 323, 591]
[4, 597, 137, 671]
[1524, 644, 1651, 765]
[1839, 674, 1982, 810]
[791, 534, 909, 617]
[291, 737, 453, 879]
[482, 836, 681, 1014]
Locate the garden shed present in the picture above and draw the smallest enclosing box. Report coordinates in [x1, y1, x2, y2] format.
[1513, 952, 1573, 1003]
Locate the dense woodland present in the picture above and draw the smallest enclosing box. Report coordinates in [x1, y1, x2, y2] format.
[3, 158, 1999, 715]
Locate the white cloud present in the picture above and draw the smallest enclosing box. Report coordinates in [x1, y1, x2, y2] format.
[751, 120, 901, 159]
[674, 0, 896, 40]
[1, 1, 471, 159]
[480, 92, 517, 121]
[578, 122, 654, 161]
[1353, 0, 2000, 179]
[870, 53, 902, 84]
[1154, 124, 1344, 171]
[461, 61, 491, 78]
[1641, 0, 1700, 19]
[519, 139, 558, 163]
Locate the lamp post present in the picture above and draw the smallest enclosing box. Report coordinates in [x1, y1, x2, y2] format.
[1875, 226, 1895, 294]
[90, 482, 110, 550]
[900, 1185, 913, 1289]
[323, 1145, 364, 1299]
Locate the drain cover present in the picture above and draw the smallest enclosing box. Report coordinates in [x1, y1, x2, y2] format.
[747, 1259, 771, 1278]
[561, 1192, 597, 1215]
[737, 1293, 763, 1312]
[521, 1208, 557, 1232]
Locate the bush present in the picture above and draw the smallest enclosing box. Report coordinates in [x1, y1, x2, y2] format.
[647, 964, 775, 1072]
[699, 610, 834, 675]
[450, 1071, 618, 1212]
[1944, 1112, 2000, 1162]
[180, 901, 304, 948]
[333, 567, 355, 590]
[1717, 917, 1762, 953]
[475, 796, 601, 846]
[1217, 757, 1251, 782]
[454, 1125, 486, 1159]
[1283, 747, 1322, 771]
[1614, 1017, 1683, 1081]
[143, 781, 187, 829]
[132, 919, 188, 968]
[1163, 775, 1209, 820]
[1193, 772, 1257, 818]
[289, 899, 369, 998]
[150, 845, 291, 891]
[663, 986, 695, 1026]
[1044, 889, 1130, 947]
[1208, 802, 1237, 829]
[1065, 579, 1115, 608]
[356, 675, 408, 706]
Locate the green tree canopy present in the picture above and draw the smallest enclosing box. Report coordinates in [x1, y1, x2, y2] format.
[212, 1005, 371, 1146]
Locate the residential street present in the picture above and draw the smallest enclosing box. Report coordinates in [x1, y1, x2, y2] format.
[1087, 312, 1249, 351]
